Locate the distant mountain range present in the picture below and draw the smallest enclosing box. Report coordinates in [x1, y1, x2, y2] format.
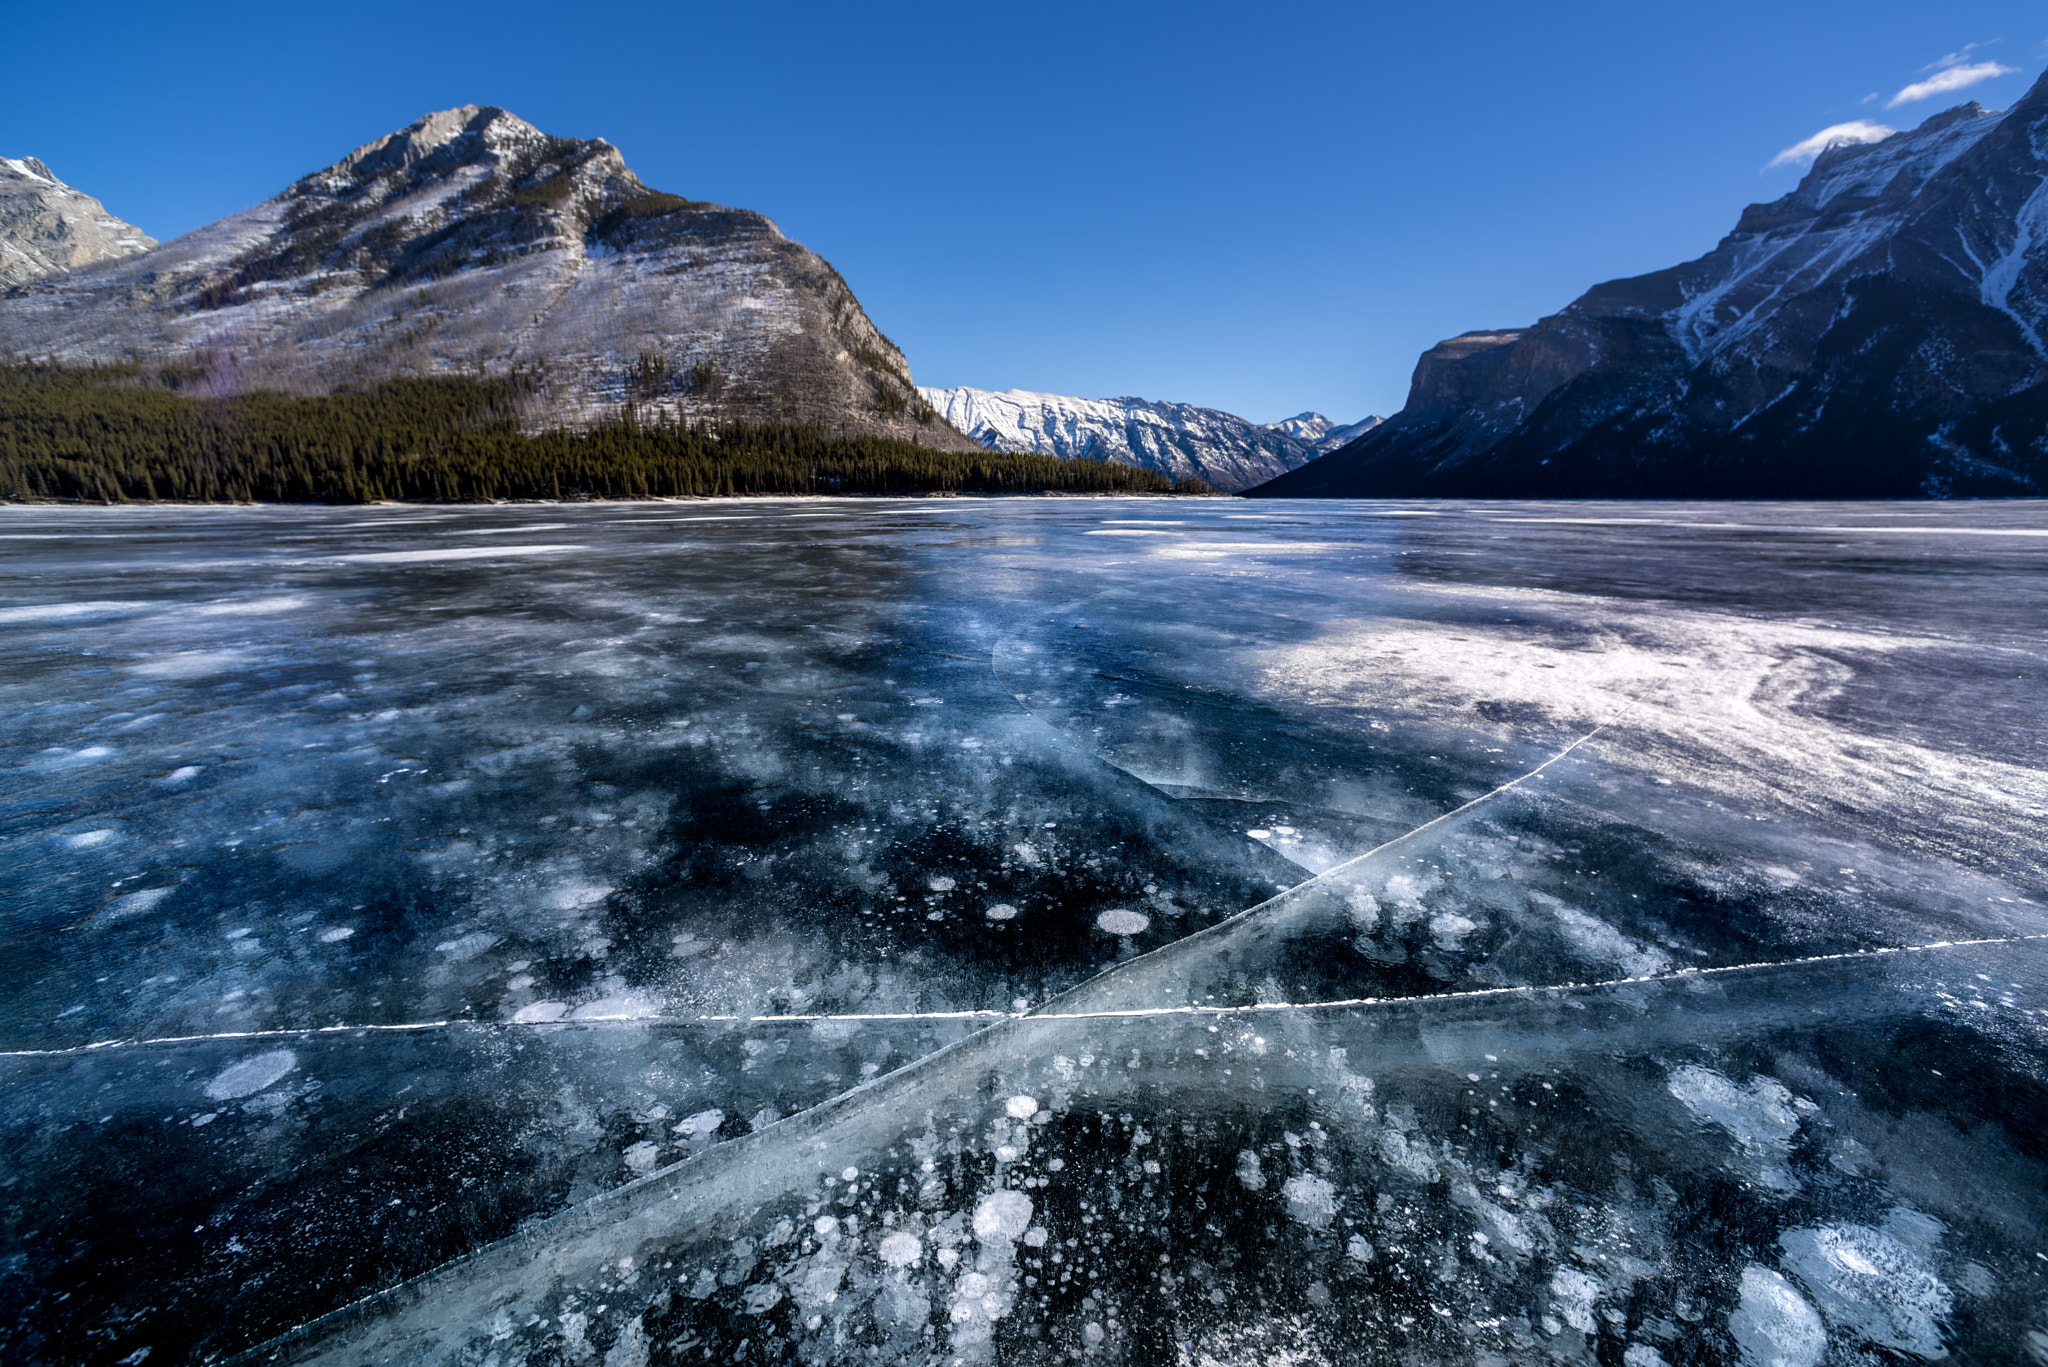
[1264, 412, 1384, 450]
[918, 386, 1380, 492]
[1258, 71, 2048, 498]
[1, 107, 978, 448]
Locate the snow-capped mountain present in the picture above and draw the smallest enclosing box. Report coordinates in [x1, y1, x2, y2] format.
[918, 388, 1376, 491]
[1259, 73, 2048, 498]
[1266, 411, 1385, 450]
[0, 108, 975, 447]
[0, 156, 156, 288]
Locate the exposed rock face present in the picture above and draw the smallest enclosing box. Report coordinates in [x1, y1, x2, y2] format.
[0, 107, 976, 447]
[1258, 74, 2048, 498]
[0, 156, 156, 288]
[918, 386, 1374, 491]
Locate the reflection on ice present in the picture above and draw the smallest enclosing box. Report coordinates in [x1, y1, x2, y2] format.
[0, 499, 2043, 1364]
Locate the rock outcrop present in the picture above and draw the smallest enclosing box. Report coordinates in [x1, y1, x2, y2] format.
[1257, 73, 2048, 498]
[0, 107, 977, 447]
[0, 156, 156, 288]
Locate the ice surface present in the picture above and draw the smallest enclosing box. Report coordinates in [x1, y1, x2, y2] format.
[0, 497, 2044, 1364]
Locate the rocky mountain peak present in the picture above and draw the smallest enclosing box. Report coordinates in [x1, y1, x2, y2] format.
[0, 155, 157, 288]
[326, 105, 541, 185]
[0, 108, 972, 448]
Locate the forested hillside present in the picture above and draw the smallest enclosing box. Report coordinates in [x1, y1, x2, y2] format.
[0, 364, 1202, 501]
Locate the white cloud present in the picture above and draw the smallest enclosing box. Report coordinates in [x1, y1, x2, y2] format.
[1767, 120, 1896, 170]
[1928, 41, 1999, 69]
[1886, 61, 2017, 108]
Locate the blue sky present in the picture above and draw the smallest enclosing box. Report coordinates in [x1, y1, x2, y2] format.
[5, 2, 2043, 423]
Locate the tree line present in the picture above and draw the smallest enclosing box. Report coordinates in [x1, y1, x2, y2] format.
[0, 364, 1208, 502]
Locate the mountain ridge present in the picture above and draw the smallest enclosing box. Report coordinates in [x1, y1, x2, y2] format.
[1256, 75, 2048, 498]
[0, 106, 978, 450]
[919, 385, 1379, 492]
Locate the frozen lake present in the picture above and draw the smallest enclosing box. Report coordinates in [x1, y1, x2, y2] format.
[1, 497, 2044, 1365]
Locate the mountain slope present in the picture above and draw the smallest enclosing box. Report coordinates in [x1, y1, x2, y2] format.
[1257, 75, 2048, 498]
[0, 157, 156, 288]
[0, 107, 976, 448]
[918, 386, 1376, 491]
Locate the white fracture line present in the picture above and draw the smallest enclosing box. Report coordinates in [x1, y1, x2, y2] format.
[1035, 933, 2048, 1019]
[1261, 703, 1627, 900]
[1024, 704, 1637, 1011]
[5, 934, 2040, 1061]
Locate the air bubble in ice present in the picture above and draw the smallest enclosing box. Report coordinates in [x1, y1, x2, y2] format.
[879, 1231, 921, 1268]
[1729, 1266, 1826, 1367]
[986, 903, 1018, 921]
[104, 887, 173, 919]
[1006, 1095, 1039, 1120]
[1281, 1174, 1337, 1230]
[203, 1049, 297, 1101]
[434, 932, 500, 961]
[1778, 1224, 1951, 1358]
[1430, 912, 1478, 949]
[1552, 1266, 1602, 1333]
[1096, 909, 1149, 935]
[672, 1109, 725, 1138]
[973, 1190, 1034, 1244]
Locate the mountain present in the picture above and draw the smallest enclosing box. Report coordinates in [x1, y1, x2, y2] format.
[917, 387, 1376, 492]
[0, 107, 976, 448]
[0, 156, 156, 288]
[1256, 76, 2048, 499]
[1266, 411, 1385, 450]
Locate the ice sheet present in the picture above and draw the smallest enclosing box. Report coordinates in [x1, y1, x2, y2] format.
[0, 497, 2043, 1364]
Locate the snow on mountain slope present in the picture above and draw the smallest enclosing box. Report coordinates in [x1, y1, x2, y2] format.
[1262, 411, 1383, 449]
[0, 156, 156, 288]
[0, 108, 975, 447]
[1259, 72, 2048, 499]
[918, 388, 1375, 491]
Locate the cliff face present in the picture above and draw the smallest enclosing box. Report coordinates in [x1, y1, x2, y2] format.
[0, 107, 977, 448]
[1258, 76, 2048, 498]
[0, 156, 156, 288]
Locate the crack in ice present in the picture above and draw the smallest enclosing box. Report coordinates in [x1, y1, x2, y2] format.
[11, 935, 2040, 1060]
